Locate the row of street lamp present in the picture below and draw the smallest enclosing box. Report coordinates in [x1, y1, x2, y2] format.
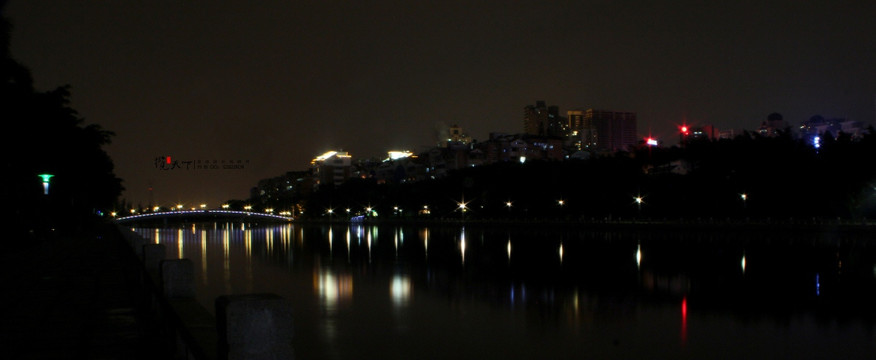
[38, 173, 748, 218]
[324, 192, 751, 217]
[37, 171, 755, 220]
[106, 189, 749, 220]
[111, 192, 750, 218]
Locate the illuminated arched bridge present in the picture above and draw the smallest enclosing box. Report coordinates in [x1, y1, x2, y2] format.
[114, 210, 293, 224]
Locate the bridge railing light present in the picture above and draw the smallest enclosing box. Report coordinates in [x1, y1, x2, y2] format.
[113, 208, 294, 222]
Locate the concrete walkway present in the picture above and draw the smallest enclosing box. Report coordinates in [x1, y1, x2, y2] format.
[0, 225, 173, 359]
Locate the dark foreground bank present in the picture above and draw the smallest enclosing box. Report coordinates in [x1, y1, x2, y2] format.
[0, 221, 173, 359]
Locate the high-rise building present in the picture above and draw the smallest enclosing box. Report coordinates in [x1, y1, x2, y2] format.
[718, 129, 736, 139]
[569, 109, 637, 153]
[758, 113, 786, 137]
[445, 124, 471, 146]
[799, 115, 866, 145]
[567, 109, 585, 131]
[251, 170, 313, 207]
[524, 101, 565, 137]
[690, 125, 716, 140]
[311, 151, 352, 188]
[567, 109, 594, 150]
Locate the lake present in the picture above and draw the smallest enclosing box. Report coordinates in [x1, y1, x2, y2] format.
[133, 223, 876, 359]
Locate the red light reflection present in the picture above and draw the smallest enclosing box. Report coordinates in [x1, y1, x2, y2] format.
[681, 297, 688, 345]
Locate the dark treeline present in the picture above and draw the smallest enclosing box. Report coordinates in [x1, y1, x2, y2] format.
[302, 129, 876, 222]
[2, 15, 123, 239]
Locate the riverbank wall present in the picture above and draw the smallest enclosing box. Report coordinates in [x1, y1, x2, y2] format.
[114, 225, 295, 359]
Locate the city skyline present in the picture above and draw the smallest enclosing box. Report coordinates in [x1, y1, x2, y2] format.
[5, 1, 875, 206]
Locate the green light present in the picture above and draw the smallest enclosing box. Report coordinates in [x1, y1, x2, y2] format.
[38, 174, 54, 195]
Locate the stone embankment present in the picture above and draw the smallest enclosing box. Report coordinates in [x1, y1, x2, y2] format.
[116, 224, 295, 360]
[0, 221, 296, 360]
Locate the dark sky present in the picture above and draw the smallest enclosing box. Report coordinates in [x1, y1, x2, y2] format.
[5, 1, 875, 208]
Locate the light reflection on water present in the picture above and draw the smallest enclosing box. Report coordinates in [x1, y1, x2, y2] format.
[134, 223, 876, 360]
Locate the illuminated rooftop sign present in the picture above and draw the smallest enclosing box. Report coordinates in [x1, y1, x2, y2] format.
[387, 150, 413, 161]
[312, 151, 351, 164]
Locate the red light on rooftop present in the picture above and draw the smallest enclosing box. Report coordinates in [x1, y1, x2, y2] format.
[166, 156, 172, 164]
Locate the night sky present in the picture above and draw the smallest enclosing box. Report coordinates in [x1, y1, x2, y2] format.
[5, 1, 875, 208]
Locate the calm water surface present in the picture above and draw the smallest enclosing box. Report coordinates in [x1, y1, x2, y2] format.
[133, 223, 876, 359]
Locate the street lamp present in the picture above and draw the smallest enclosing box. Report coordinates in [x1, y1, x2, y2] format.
[740, 193, 748, 208]
[505, 200, 513, 210]
[457, 196, 469, 221]
[634, 196, 644, 211]
[38, 174, 54, 195]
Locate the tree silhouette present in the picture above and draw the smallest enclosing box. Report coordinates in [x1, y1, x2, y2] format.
[277, 127, 876, 223]
[2, 15, 123, 238]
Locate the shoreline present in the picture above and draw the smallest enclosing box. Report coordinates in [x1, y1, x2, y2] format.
[298, 216, 876, 232]
[116, 215, 876, 233]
